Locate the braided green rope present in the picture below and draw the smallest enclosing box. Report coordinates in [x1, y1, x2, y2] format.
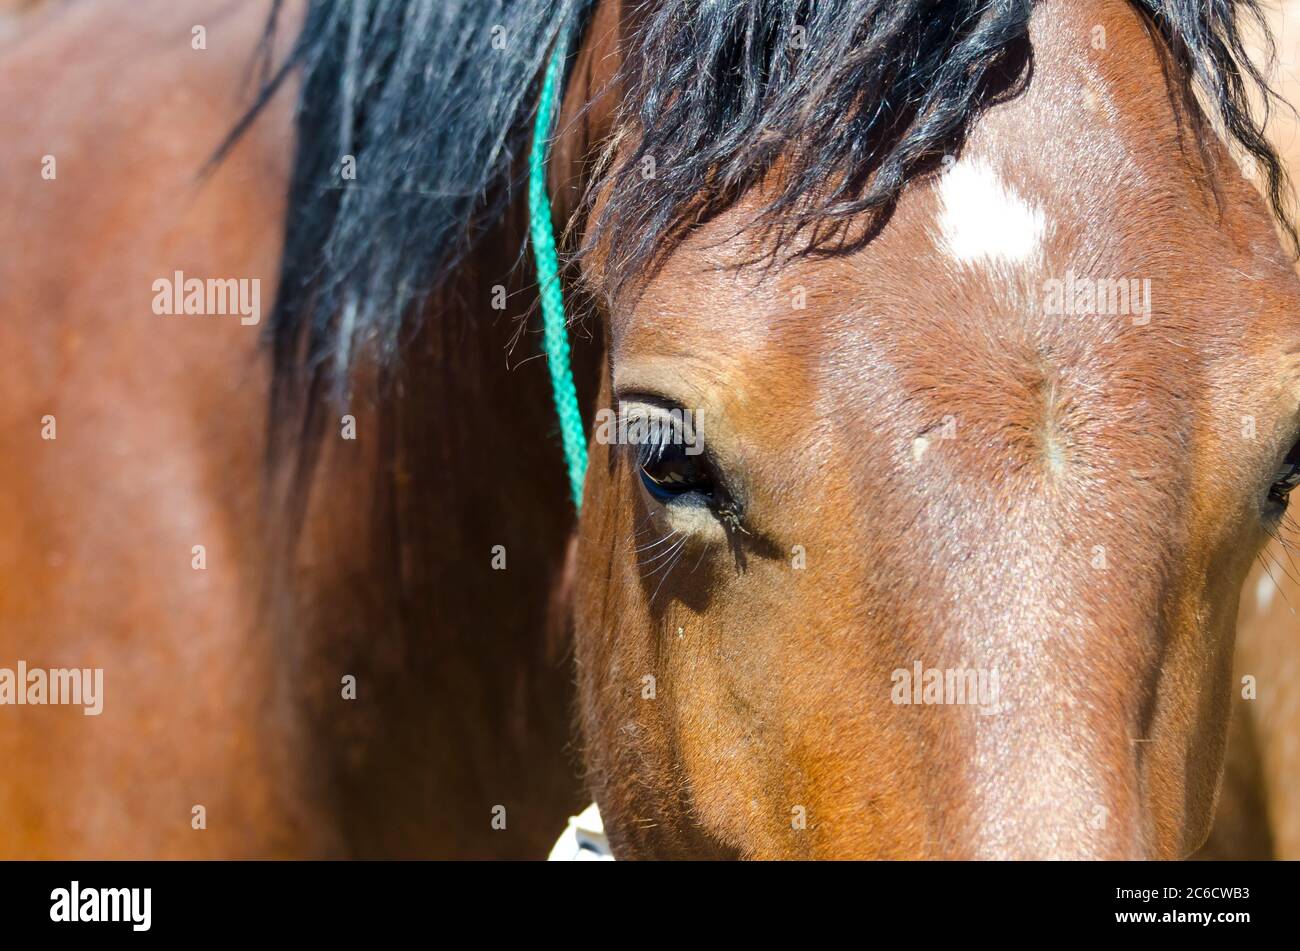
[529, 37, 588, 510]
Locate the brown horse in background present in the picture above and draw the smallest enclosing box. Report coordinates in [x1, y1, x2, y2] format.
[0, 0, 582, 858]
[3, 0, 1300, 859]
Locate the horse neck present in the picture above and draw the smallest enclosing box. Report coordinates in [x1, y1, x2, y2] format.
[282, 207, 595, 856]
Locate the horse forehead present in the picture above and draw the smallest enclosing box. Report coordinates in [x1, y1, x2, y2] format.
[616, 0, 1289, 396]
[623, 103, 1183, 367]
[620, 149, 1186, 389]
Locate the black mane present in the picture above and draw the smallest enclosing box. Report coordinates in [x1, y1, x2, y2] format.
[230, 0, 594, 395]
[242, 0, 1295, 395]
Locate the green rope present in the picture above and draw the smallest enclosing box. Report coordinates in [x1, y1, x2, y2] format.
[529, 36, 588, 510]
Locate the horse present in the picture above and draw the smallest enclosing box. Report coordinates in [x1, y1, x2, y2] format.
[2, 0, 1300, 860]
[236, 0, 1300, 858]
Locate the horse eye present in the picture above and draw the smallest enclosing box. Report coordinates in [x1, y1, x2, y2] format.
[1269, 439, 1300, 507]
[638, 440, 713, 502]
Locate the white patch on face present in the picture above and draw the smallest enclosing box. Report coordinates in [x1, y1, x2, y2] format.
[937, 157, 1045, 267]
[1255, 571, 1276, 615]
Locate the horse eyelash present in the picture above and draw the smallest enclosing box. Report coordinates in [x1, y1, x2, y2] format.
[717, 501, 750, 537]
